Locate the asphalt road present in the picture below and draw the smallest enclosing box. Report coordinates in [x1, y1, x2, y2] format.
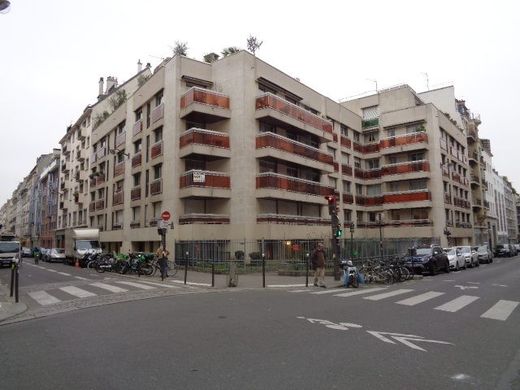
[1, 256, 519, 390]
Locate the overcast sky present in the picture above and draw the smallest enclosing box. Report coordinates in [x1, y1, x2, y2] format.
[1, 0, 519, 205]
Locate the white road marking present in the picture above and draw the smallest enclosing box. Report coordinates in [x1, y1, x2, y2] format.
[47, 269, 58, 273]
[364, 289, 414, 301]
[268, 284, 307, 288]
[435, 295, 480, 312]
[289, 289, 310, 293]
[480, 300, 519, 321]
[311, 288, 346, 295]
[90, 282, 128, 293]
[134, 280, 179, 289]
[115, 281, 156, 290]
[467, 282, 480, 285]
[75, 276, 88, 281]
[334, 287, 387, 298]
[396, 291, 445, 306]
[170, 280, 211, 287]
[443, 280, 455, 282]
[454, 285, 479, 290]
[60, 286, 97, 298]
[366, 331, 454, 352]
[57, 272, 71, 276]
[27, 291, 61, 306]
[492, 284, 508, 288]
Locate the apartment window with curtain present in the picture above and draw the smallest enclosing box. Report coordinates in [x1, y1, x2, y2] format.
[153, 164, 162, 180]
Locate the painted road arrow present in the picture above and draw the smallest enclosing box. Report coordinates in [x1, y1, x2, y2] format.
[366, 331, 454, 352]
[454, 285, 479, 290]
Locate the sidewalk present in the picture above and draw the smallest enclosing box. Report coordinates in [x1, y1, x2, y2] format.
[0, 279, 27, 323]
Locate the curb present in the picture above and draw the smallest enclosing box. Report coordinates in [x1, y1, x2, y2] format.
[0, 301, 28, 323]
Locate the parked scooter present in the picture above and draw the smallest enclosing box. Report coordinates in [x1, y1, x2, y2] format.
[341, 259, 359, 288]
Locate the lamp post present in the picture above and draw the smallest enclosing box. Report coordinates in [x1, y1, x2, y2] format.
[350, 223, 355, 260]
[378, 213, 384, 263]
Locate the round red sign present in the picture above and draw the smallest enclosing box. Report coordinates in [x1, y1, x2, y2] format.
[161, 211, 171, 221]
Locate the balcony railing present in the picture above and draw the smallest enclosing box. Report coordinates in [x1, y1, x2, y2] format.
[89, 202, 95, 212]
[382, 190, 431, 204]
[444, 193, 452, 204]
[256, 132, 333, 165]
[362, 118, 379, 129]
[132, 153, 142, 168]
[343, 193, 354, 204]
[355, 195, 383, 206]
[115, 132, 126, 148]
[151, 141, 163, 159]
[180, 170, 231, 189]
[132, 119, 143, 137]
[179, 213, 230, 225]
[180, 128, 230, 149]
[341, 165, 353, 176]
[151, 103, 164, 123]
[112, 191, 124, 206]
[95, 199, 105, 210]
[257, 214, 330, 225]
[442, 165, 450, 177]
[381, 160, 430, 176]
[440, 138, 448, 151]
[114, 161, 125, 177]
[96, 176, 106, 186]
[453, 197, 471, 209]
[386, 219, 433, 227]
[256, 172, 334, 196]
[96, 147, 107, 160]
[354, 168, 381, 180]
[380, 132, 428, 149]
[455, 221, 473, 228]
[131, 186, 141, 201]
[340, 136, 352, 149]
[180, 87, 230, 110]
[255, 93, 333, 134]
[150, 179, 162, 195]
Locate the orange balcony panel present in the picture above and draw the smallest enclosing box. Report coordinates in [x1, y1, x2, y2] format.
[113, 191, 124, 206]
[256, 173, 334, 197]
[256, 133, 333, 165]
[151, 141, 163, 159]
[340, 136, 352, 149]
[180, 171, 231, 189]
[114, 162, 125, 177]
[179, 214, 230, 225]
[151, 103, 164, 123]
[132, 153, 142, 168]
[383, 191, 431, 203]
[95, 199, 105, 210]
[354, 168, 381, 179]
[333, 162, 339, 172]
[342, 165, 353, 176]
[382, 161, 430, 176]
[89, 202, 96, 212]
[180, 88, 230, 110]
[355, 195, 383, 206]
[255, 93, 333, 134]
[380, 132, 428, 149]
[131, 186, 141, 201]
[180, 129, 230, 149]
[95, 176, 106, 186]
[364, 143, 380, 154]
[343, 193, 354, 204]
[353, 142, 363, 153]
[150, 179, 162, 196]
[333, 134, 338, 142]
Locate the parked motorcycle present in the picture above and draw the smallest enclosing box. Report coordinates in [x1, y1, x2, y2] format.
[341, 259, 359, 288]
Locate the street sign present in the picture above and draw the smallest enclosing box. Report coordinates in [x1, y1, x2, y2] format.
[158, 220, 169, 229]
[161, 211, 171, 221]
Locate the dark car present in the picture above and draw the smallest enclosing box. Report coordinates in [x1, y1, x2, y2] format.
[494, 244, 513, 257]
[404, 246, 450, 275]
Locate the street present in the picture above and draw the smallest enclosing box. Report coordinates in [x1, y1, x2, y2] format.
[0, 256, 519, 389]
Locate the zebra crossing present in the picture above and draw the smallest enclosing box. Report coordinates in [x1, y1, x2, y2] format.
[26, 279, 181, 307]
[290, 286, 520, 322]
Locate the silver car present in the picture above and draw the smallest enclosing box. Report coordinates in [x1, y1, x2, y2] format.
[457, 246, 479, 268]
[444, 247, 466, 270]
[47, 248, 66, 263]
[476, 245, 493, 264]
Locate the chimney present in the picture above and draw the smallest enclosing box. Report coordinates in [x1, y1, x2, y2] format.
[98, 77, 104, 98]
[106, 76, 118, 93]
[137, 59, 142, 73]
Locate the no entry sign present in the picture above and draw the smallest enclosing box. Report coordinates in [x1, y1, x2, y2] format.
[161, 211, 171, 221]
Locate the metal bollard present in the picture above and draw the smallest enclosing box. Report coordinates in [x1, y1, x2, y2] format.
[15, 267, 19, 303]
[305, 253, 309, 287]
[10, 263, 15, 297]
[211, 261, 215, 287]
[184, 256, 188, 285]
[262, 254, 266, 288]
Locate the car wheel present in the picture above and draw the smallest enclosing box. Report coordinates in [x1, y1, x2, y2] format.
[475, 259, 480, 267]
[445, 260, 450, 273]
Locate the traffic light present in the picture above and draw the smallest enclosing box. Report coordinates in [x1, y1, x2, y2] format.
[335, 226, 343, 238]
[325, 195, 337, 215]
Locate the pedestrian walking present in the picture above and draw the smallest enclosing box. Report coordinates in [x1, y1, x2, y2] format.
[155, 245, 170, 281]
[310, 242, 327, 288]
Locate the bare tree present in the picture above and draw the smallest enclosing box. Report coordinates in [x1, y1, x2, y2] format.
[221, 47, 241, 57]
[173, 41, 188, 56]
[203, 52, 220, 63]
[246, 35, 263, 55]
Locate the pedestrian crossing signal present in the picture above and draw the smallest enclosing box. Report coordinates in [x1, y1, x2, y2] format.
[335, 228, 343, 237]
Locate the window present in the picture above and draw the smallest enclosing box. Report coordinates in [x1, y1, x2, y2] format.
[366, 184, 381, 195]
[354, 157, 361, 168]
[344, 209, 352, 222]
[116, 121, 125, 134]
[387, 128, 396, 138]
[114, 210, 123, 224]
[154, 127, 163, 143]
[135, 109, 142, 121]
[152, 201, 162, 218]
[134, 140, 142, 153]
[367, 159, 379, 170]
[117, 152, 125, 163]
[409, 179, 427, 190]
[153, 164, 162, 180]
[132, 206, 140, 222]
[355, 184, 363, 195]
[389, 182, 400, 192]
[133, 173, 141, 187]
[343, 180, 351, 193]
[115, 180, 124, 192]
[155, 90, 164, 106]
[362, 106, 378, 120]
[340, 124, 348, 137]
[341, 152, 350, 165]
[409, 152, 424, 161]
[353, 131, 360, 142]
[259, 121, 276, 133]
[369, 212, 377, 222]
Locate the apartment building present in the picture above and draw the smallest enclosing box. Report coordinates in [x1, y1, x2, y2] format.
[515, 193, 520, 242]
[503, 177, 518, 243]
[481, 141, 498, 247]
[55, 68, 151, 248]
[35, 149, 60, 248]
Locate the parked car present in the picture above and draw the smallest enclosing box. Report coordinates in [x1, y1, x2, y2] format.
[21, 247, 32, 257]
[514, 244, 520, 254]
[444, 247, 466, 271]
[476, 245, 493, 264]
[495, 244, 513, 257]
[404, 246, 450, 275]
[457, 246, 479, 268]
[40, 248, 51, 261]
[46, 248, 66, 263]
[511, 244, 518, 256]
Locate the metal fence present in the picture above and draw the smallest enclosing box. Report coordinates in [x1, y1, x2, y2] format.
[174, 237, 440, 274]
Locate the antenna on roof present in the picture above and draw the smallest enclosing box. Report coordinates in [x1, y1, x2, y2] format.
[422, 72, 430, 90]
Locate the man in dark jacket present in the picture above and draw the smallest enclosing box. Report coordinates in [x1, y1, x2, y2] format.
[311, 242, 326, 288]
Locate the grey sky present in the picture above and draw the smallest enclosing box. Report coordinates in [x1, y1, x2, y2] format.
[1, 0, 519, 205]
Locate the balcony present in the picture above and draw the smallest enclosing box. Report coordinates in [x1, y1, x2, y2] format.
[179, 128, 230, 159]
[343, 193, 354, 204]
[95, 199, 105, 210]
[469, 151, 478, 164]
[179, 170, 231, 198]
[256, 132, 334, 172]
[386, 219, 433, 227]
[180, 87, 231, 121]
[483, 200, 490, 209]
[132, 153, 142, 168]
[470, 174, 480, 184]
[95, 176, 106, 187]
[381, 160, 430, 176]
[113, 191, 124, 206]
[341, 165, 353, 176]
[455, 221, 473, 229]
[472, 198, 483, 209]
[453, 197, 471, 209]
[91, 152, 97, 164]
[354, 168, 381, 180]
[114, 161, 125, 178]
[467, 128, 477, 142]
[256, 172, 334, 200]
[362, 118, 379, 129]
[179, 213, 230, 225]
[151, 103, 164, 124]
[255, 93, 333, 138]
[150, 179, 162, 196]
[340, 136, 352, 149]
[96, 147, 107, 161]
[115, 131, 126, 148]
[442, 165, 450, 177]
[355, 195, 383, 206]
[131, 186, 141, 201]
[382, 190, 431, 204]
[257, 214, 330, 225]
[444, 193, 452, 204]
[451, 172, 467, 186]
[77, 150, 85, 162]
[151, 140, 163, 159]
[440, 138, 448, 151]
[89, 202, 95, 212]
[380, 132, 428, 151]
[132, 119, 143, 137]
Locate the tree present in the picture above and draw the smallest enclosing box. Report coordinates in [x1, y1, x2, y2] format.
[221, 47, 241, 57]
[246, 35, 263, 55]
[173, 41, 188, 56]
[203, 52, 220, 63]
[108, 89, 127, 111]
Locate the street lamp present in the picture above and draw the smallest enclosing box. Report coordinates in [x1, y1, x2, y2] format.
[378, 213, 384, 263]
[350, 223, 355, 260]
[109, 148, 130, 159]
